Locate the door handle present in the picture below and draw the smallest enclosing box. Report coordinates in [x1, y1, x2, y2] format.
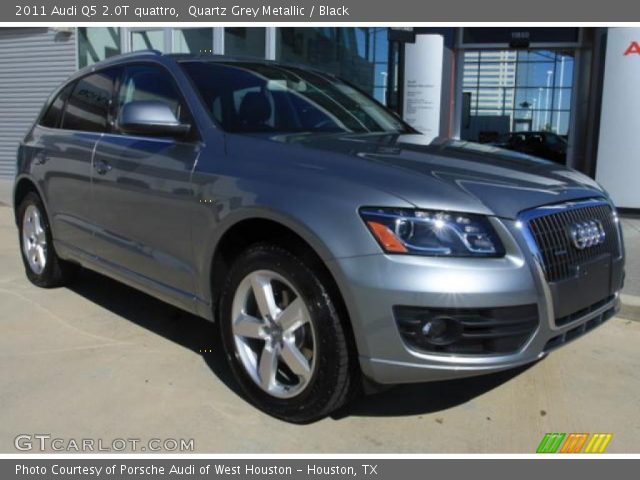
[94, 160, 112, 175]
[34, 151, 48, 165]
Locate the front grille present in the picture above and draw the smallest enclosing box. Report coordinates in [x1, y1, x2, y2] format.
[527, 203, 620, 282]
[555, 295, 615, 327]
[544, 303, 617, 353]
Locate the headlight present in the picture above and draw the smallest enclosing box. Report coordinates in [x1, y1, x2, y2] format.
[360, 207, 504, 257]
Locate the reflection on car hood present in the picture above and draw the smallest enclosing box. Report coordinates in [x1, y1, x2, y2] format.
[238, 132, 607, 219]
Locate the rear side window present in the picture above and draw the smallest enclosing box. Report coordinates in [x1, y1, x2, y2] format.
[40, 83, 74, 128]
[61, 68, 119, 133]
[117, 64, 189, 125]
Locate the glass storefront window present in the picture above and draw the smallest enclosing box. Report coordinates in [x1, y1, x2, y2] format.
[77, 27, 121, 69]
[386, 41, 400, 111]
[276, 27, 390, 104]
[462, 48, 574, 140]
[224, 28, 266, 58]
[173, 28, 214, 54]
[554, 54, 574, 88]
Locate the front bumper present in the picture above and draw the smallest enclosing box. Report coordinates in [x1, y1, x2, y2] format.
[328, 216, 622, 384]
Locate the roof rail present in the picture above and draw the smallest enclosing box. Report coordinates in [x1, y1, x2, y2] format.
[80, 49, 165, 73]
[168, 53, 334, 77]
[108, 49, 163, 60]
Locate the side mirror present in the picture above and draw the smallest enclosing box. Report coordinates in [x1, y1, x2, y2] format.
[118, 101, 191, 138]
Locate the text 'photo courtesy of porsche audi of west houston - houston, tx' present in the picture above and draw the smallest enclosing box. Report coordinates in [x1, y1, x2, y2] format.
[13, 51, 625, 423]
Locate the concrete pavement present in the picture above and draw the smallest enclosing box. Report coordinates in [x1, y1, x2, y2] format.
[0, 201, 639, 453]
[0, 177, 11, 207]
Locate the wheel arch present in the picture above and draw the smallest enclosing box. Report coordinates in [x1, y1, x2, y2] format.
[210, 214, 334, 311]
[207, 214, 361, 358]
[13, 175, 46, 224]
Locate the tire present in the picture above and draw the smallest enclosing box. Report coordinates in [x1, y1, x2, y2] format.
[219, 243, 358, 423]
[17, 191, 78, 288]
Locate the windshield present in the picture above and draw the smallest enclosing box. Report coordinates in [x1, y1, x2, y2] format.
[181, 61, 412, 134]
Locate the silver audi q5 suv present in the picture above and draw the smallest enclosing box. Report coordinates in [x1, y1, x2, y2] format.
[14, 51, 625, 422]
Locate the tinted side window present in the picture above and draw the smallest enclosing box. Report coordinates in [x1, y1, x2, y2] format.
[61, 69, 119, 133]
[118, 65, 189, 125]
[41, 83, 74, 128]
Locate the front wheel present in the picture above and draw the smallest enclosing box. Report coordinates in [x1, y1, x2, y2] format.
[219, 243, 358, 423]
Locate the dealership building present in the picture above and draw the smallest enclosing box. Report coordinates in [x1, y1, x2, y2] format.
[0, 26, 638, 209]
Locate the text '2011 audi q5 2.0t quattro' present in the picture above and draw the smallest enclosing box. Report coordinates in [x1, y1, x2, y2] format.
[14, 51, 625, 422]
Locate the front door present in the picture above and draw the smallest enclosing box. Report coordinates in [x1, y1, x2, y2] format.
[91, 63, 201, 306]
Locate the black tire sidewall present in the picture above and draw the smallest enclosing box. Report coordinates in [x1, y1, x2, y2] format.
[219, 244, 351, 422]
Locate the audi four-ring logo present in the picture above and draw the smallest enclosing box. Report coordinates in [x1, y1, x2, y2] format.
[568, 220, 606, 250]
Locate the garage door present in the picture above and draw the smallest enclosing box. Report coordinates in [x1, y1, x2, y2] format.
[0, 28, 76, 179]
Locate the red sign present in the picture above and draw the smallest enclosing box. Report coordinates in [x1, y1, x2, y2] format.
[623, 41, 640, 56]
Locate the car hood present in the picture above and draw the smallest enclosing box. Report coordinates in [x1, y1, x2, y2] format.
[229, 132, 607, 219]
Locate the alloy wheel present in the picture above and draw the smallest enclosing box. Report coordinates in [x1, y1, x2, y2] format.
[21, 204, 47, 275]
[231, 270, 316, 398]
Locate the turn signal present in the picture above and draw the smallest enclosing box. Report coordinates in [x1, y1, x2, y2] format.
[366, 221, 408, 253]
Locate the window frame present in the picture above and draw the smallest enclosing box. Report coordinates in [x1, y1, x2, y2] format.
[41, 61, 201, 143]
[111, 61, 202, 143]
[59, 67, 121, 134]
[38, 81, 76, 130]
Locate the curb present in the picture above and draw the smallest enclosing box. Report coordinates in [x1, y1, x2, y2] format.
[620, 294, 640, 322]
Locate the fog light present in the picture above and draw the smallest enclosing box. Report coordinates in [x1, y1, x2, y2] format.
[420, 316, 461, 346]
[394, 305, 538, 354]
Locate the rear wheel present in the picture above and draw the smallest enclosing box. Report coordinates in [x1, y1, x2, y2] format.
[219, 243, 358, 423]
[17, 192, 77, 288]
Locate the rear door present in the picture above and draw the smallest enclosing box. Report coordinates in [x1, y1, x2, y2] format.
[91, 63, 201, 305]
[31, 69, 118, 258]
